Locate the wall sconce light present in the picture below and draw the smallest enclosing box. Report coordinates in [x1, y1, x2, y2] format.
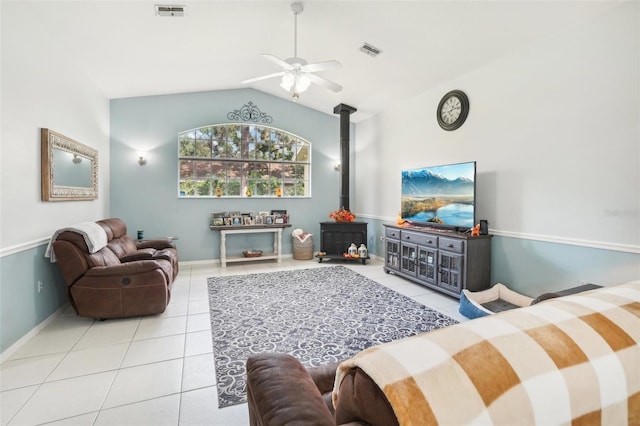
[334, 162, 341, 172]
[72, 154, 83, 164]
[137, 152, 147, 166]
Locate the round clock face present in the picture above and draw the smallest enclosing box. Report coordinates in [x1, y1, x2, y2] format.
[437, 90, 469, 131]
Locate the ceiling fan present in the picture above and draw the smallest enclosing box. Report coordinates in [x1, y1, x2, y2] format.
[241, 2, 342, 101]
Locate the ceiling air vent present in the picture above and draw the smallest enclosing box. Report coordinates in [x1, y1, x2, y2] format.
[359, 43, 381, 57]
[155, 5, 185, 17]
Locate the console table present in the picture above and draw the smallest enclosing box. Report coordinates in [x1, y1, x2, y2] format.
[210, 224, 292, 267]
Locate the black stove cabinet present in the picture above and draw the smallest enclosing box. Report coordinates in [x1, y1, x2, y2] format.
[318, 221, 369, 264]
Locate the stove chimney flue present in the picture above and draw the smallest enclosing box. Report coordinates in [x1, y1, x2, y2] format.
[333, 103, 357, 211]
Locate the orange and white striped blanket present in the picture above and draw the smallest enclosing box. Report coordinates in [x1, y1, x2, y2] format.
[334, 281, 639, 425]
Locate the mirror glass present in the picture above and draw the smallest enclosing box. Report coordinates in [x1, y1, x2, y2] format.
[41, 128, 98, 201]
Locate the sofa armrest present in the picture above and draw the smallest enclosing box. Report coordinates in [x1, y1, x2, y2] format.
[120, 248, 156, 262]
[246, 353, 335, 426]
[136, 239, 175, 250]
[334, 367, 398, 426]
[307, 362, 339, 394]
[307, 362, 340, 414]
[84, 260, 166, 277]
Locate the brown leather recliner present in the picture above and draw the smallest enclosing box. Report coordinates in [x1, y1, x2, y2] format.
[246, 353, 398, 426]
[52, 218, 178, 319]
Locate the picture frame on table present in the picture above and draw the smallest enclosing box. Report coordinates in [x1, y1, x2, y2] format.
[243, 216, 253, 226]
[265, 215, 274, 225]
[271, 210, 288, 223]
[211, 212, 225, 225]
[255, 215, 264, 225]
[232, 216, 242, 226]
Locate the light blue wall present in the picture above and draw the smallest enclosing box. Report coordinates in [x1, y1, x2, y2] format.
[0, 246, 68, 352]
[110, 89, 351, 260]
[489, 236, 639, 296]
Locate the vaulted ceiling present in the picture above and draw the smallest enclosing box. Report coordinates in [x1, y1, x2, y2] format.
[15, 0, 620, 122]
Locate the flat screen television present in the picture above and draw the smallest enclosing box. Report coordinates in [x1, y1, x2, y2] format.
[401, 161, 476, 231]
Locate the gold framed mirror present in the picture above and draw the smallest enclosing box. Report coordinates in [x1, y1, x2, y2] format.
[41, 128, 98, 201]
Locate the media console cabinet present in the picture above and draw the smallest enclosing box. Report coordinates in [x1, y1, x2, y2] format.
[383, 224, 492, 298]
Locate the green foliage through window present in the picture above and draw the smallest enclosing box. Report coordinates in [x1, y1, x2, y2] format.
[178, 124, 311, 198]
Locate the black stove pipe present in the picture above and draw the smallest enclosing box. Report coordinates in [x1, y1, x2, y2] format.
[333, 103, 357, 211]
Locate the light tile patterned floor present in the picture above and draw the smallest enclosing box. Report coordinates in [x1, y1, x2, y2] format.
[0, 257, 467, 425]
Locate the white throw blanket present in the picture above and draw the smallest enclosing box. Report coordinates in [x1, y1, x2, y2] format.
[45, 222, 108, 262]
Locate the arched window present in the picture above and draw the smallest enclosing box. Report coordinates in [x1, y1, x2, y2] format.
[178, 124, 311, 198]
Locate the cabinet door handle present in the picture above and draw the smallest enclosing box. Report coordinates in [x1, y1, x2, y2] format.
[427, 240, 432, 244]
[447, 244, 454, 248]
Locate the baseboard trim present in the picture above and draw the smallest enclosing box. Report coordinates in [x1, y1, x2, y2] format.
[0, 304, 67, 363]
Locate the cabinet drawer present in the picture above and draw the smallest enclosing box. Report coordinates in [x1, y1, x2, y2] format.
[401, 231, 437, 248]
[385, 228, 400, 239]
[439, 237, 464, 253]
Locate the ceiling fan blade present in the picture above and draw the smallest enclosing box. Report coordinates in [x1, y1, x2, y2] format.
[307, 73, 343, 93]
[241, 71, 286, 84]
[301, 60, 342, 73]
[261, 54, 294, 70]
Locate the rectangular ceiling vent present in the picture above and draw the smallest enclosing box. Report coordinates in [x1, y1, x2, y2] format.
[359, 43, 382, 57]
[155, 5, 185, 17]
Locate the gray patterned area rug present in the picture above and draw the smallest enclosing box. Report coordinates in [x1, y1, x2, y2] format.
[207, 265, 458, 408]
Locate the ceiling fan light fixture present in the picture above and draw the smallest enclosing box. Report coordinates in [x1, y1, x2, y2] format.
[280, 73, 294, 91]
[241, 2, 342, 99]
[280, 72, 311, 99]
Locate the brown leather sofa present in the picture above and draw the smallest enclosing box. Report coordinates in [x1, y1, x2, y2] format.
[246, 353, 396, 426]
[52, 218, 178, 319]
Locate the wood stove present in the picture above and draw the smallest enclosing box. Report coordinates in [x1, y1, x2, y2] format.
[317, 104, 368, 264]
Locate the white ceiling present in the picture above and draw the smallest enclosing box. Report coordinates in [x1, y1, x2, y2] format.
[19, 0, 620, 122]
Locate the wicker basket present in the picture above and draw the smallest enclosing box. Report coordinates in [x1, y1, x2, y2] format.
[243, 250, 263, 258]
[292, 235, 314, 260]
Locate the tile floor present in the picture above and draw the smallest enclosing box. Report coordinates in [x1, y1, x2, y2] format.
[1, 257, 467, 426]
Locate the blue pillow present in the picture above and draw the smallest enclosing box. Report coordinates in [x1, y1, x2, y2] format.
[458, 290, 491, 319]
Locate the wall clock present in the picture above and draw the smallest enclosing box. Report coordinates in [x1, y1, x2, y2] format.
[437, 90, 469, 131]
